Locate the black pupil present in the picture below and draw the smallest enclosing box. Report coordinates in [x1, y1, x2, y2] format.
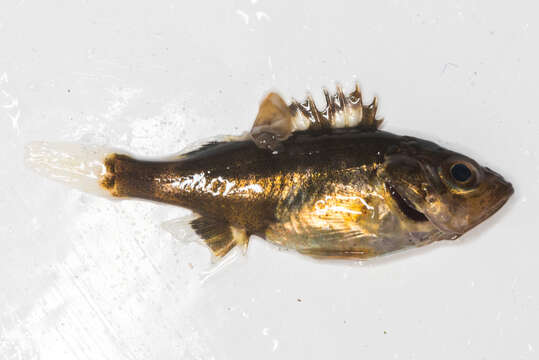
[451, 163, 472, 182]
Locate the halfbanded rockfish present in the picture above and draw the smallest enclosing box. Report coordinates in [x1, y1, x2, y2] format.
[26, 84, 513, 259]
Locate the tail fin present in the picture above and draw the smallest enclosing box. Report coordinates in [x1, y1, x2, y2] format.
[24, 141, 118, 198]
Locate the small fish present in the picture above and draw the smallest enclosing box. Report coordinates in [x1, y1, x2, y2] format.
[26, 84, 513, 260]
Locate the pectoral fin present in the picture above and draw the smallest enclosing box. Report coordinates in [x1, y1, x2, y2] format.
[265, 178, 389, 259]
[266, 221, 378, 260]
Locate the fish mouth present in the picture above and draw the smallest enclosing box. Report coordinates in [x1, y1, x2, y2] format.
[386, 183, 429, 222]
[465, 181, 514, 232]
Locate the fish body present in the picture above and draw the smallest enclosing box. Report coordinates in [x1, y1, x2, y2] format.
[27, 84, 514, 260]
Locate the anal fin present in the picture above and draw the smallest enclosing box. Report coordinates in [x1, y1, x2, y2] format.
[190, 216, 248, 257]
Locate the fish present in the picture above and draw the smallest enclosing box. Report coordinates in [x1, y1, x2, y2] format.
[25, 83, 514, 260]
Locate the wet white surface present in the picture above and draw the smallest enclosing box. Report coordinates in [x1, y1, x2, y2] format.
[1, 1, 538, 359]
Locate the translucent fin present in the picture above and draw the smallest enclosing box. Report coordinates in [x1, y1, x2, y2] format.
[24, 141, 118, 198]
[161, 216, 246, 283]
[161, 214, 202, 245]
[264, 177, 388, 259]
[163, 132, 251, 160]
[199, 246, 244, 283]
[250, 92, 294, 151]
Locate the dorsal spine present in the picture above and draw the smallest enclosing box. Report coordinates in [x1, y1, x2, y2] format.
[289, 84, 382, 131]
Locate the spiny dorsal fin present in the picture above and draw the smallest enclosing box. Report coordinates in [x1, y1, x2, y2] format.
[251, 84, 383, 150]
[290, 84, 383, 131]
[190, 216, 248, 257]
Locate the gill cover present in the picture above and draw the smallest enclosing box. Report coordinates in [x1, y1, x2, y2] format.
[379, 139, 513, 236]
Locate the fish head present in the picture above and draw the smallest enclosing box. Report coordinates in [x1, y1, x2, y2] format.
[380, 137, 514, 237]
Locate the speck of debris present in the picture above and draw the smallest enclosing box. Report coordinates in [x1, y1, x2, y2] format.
[67, 89, 71, 93]
[297, 298, 302, 302]
[188, 263, 194, 269]
[384, 330, 388, 334]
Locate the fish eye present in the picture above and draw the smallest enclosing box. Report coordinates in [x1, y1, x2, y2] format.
[450, 163, 472, 183]
[439, 158, 481, 192]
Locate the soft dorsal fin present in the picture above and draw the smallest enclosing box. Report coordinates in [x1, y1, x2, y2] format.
[250, 92, 294, 151]
[250, 84, 383, 150]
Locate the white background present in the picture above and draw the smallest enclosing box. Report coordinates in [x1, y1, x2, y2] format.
[1, 1, 538, 359]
